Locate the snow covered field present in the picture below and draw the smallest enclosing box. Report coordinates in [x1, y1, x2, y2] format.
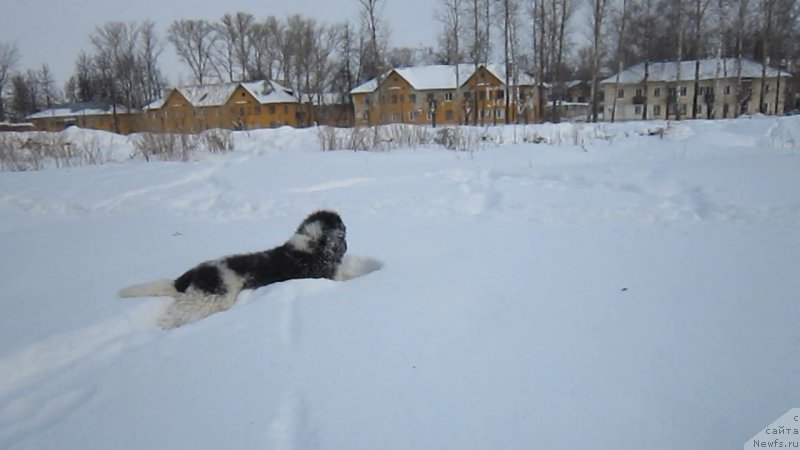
[1, 117, 799, 449]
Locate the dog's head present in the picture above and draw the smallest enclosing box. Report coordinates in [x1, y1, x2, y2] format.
[288, 210, 347, 263]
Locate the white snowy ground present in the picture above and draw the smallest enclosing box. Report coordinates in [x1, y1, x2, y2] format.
[0, 117, 799, 449]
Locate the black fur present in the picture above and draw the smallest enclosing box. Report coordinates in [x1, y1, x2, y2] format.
[172, 210, 347, 296]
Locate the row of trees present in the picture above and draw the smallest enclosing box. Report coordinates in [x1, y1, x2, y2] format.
[1, 0, 798, 122]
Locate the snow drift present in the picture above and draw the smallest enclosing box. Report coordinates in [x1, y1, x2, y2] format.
[0, 116, 799, 449]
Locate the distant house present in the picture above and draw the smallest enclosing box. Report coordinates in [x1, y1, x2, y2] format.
[0, 121, 34, 132]
[302, 93, 355, 128]
[26, 102, 139, 134]
[600, 58, 792, 121]
[351, 64, 542, 127]
[143, 80, 308, 133]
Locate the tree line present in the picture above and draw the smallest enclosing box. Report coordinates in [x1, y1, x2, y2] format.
[1, 0, 798, 123]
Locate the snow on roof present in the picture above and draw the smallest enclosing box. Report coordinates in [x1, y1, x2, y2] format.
[600, 58, 791, 85]
[393, 64, 477, 91]
[240, 80, 298, 104]
[26, 103, 132, 120]
[146, 80, 298, 110]
[350, 78, 378, 95]
[350, 64, 537, 94]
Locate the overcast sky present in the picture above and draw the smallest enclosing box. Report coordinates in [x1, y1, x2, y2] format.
[0, 0, 438, 87]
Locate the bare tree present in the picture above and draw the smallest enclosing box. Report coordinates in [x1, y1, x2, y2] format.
[690, 0, 713, 118]
[38, 64, 59, 109]
[248, 20, 271, 80]
[330, 22, 359, 101]
[358, 0, 388, 81]
[757, 0, 777, 113]
[139, 21, 165, 103]
[435, 0, 465, 64]
[0, 41, 20, 121]
[169, 20, 217, 85]
[10, 71, 39, 118]
[531, 0, 552, 123]
[587, 0, 611, 122]
[550, 0, 577, 123]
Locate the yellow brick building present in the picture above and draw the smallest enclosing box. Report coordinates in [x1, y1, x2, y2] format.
[143, 80, 307, 133]
[351, 64, 541, 127]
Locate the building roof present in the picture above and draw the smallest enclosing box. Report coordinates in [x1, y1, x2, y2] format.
[145, 79, 298, 110]
[600, 58, 791, 85]
[26, 102, 132, 120]
[350, 63, 537, 94]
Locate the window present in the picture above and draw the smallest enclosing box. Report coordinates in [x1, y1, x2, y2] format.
[653, 104, 661, 116]
[495, 109, 505, 119]
[391, 112, 401, 122]
[765, 84, 771, 93]
[409, 94, 417, 103]
[479, 91, 487, 100]
[634, 105, 642, 115]
[668, 87, 677, 97]
[679, 86, 687, 96]
[362, 111, 370, 121]
[427, 110, 434, 121]
[409, 111, 419, 121]
[679, 104, 687, 114]
[392, 94, 398, 104]
[496, 90, 505, 100]
[723, 104, 729, 116]
[653, 87, 661, 97]
[635, 88, 643, 97]
[463, 92, 472, 100]
[725, 85, 731, 95]
[617, 89, 624, 98]
[697, 104, 703, 115]
[269, 105, 276, 114]
[444, 92, 453, 102]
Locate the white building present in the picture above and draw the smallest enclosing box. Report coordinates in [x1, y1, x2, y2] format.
[600, 58, 792, 121]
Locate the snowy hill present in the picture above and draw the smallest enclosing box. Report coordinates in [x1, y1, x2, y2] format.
[1, 117, 799, 449]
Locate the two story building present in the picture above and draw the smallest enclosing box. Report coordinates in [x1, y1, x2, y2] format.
[600, 58, 791, 121]
[143, 79, 308, 133]
[351, 64, 541, 127]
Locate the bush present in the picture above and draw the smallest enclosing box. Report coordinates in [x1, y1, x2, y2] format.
[199, 129, 234, 153]
[0, 132, 110, 171]
[132, 133, 197, 162]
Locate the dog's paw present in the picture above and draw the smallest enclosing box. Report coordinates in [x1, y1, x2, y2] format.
[334, 255, 383, 281]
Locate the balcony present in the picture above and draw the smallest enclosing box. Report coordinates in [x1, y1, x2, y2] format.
[632, 95, 646, 105]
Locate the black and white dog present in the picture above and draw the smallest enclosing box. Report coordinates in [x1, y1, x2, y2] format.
[119, 210, 347, 328]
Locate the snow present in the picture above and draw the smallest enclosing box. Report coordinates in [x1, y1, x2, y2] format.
[1, 116, 799, 449]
